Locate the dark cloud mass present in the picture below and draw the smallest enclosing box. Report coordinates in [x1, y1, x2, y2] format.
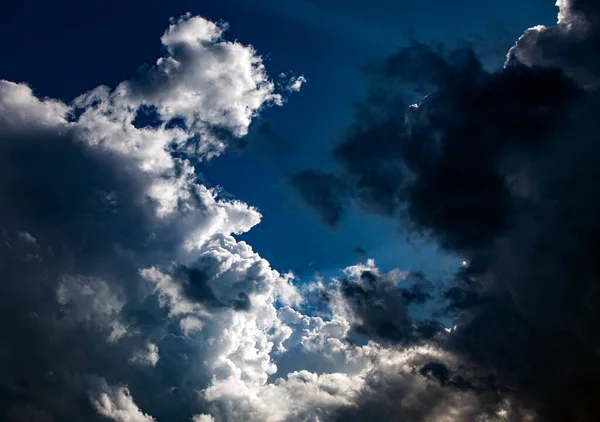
[335, 270, 440, 344]
[295, 0, 600, 420]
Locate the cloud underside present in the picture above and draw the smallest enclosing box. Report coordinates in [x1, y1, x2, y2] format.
[2, 1, 600, 422]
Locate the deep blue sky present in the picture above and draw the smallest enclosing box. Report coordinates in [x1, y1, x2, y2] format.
[0, 0, 557, 280]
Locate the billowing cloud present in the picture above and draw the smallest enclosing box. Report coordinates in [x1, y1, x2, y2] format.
[507, 0, 600, 88]
[0, 13, 307, 422]
[317, 260, 441, 344]
[91, 380, 156, 422]
[192, 415, 215, 422]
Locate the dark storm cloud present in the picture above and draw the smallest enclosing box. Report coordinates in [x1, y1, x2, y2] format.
[301, 1, 600, 420]
[440, 267, 485, 313]
[331, 270, 442, 344]
[335, 43, 579, 251]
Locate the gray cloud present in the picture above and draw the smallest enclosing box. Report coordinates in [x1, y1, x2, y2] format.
[331, 268, 441, 344]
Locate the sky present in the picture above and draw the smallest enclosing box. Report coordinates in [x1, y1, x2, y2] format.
[0, 0, 557, 280]
[1, 0, 600, 421]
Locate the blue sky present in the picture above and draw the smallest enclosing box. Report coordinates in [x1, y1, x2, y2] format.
[0, 0, 556, 281]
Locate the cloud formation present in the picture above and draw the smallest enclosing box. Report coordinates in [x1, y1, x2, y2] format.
[3, 11, 458, 422]
[5, 1, 600, 421]
[507, 0, 600, 88]
[91, 380, 156, 422]
[0, 14, 312, 422]
[319, 260, 441, 345]
[291, 1, 600, 420]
